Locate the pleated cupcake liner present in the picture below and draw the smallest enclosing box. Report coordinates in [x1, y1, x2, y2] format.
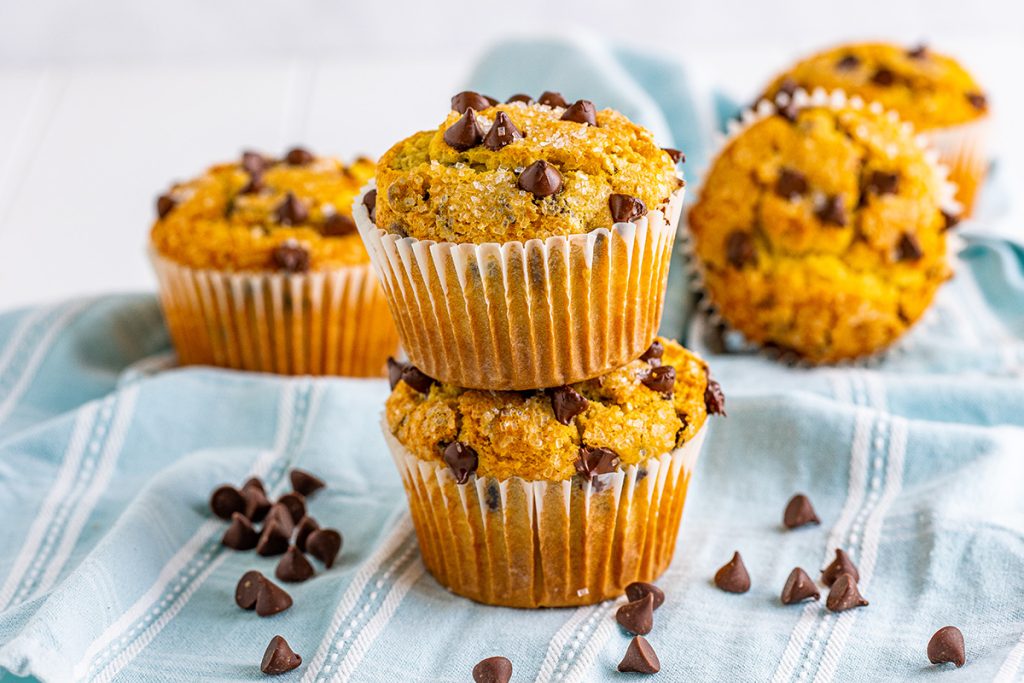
[150, 249, 400, 377]
[922, 115, 990, 217]
[354, 181, 685, 391]
[383, 418, 707, 608]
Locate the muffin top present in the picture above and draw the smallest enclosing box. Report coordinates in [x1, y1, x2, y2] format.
[151, 149, 375, 272]
[687, 95, 955, 363]
[762, 42, 987, 130]
[372, 90, 684, 243]
[385, 337, 722, 482]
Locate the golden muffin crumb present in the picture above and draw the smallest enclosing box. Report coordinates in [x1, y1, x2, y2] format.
[150, 149, 375, 271]
[373, 91, 683, 243]
[385, 338, 717, 481]
[688, 99, 954, 364]
[762, 42, 987, 130]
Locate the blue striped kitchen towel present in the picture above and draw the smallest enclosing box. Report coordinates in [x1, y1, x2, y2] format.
[2, 33, 1024, 682]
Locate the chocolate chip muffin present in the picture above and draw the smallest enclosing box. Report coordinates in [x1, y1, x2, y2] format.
[355, 90, 687, 390]
[761, 42, 989, 214]
[687, 92, 956, 364]
[149, 148, 399, 376]
[382, 338, 722, 607]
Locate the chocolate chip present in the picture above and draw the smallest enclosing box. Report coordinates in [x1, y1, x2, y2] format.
[826, 572, 868, 612]
[928, 626, 966, 667]
[871, 68, 896, 86]
[285, 147, 314, 166]
[549, 385, 588, 425]
[618, 636, 661, 674]
[778, 101, 800, 123]
[386, 357, 405, 390]
[506, 93, 534, 105]
[663, 148, 685, 164]
[451, 91, 494, 114]
[275, 546, 315, 583]
[575, 446, 620, 480]
[240, 172, 265, 195]
[210, 485, 245, 520]
[271, 242, 310, 273]
[781, 567, 820, 604]
[306, 528, 343, 569]
[222, 512, 260, 550]
[255, 578, 293, 617]
[472, 656, 513, 683]
[821, 548, 860, 586]
[443, 441, 479, 484]
[714, 551, 751, 593]
[236, 570, 264, 609]
[274, 192, 309, 226]
[560, 99, 597, 126]
[941, 210, 961, 231]
[639, 340, 664, 365]
[537, 91, 568, 108]
[895, 232, 924, 262]
[482, 111, 524, 151]
[323, 213, 357, 237]
[616, 593, 654, 635]
[865, 170, 900, 197]
[625, 581, 665, 610]
[815, 195, 847, 227]
[609, 193, 648, 223]
[726, 230, 757, 269]
[836, 54, 860, 70]
[261, 635, 301, 675]
[966, 92, 987, 110]
[242, 478, 271, 523]
[265, 503, 296, 536]
[642, 365, 676, 395]
[777, 77, 799, 98]
[276, 492, 306, 525]
[517, 160, 563, 197]
[775, 168, 808, 200]
[704, 376, 726, 416]
[294, 516, 319, 552]
[783, 493, 820, 529]
[256, 520, 291, 557]
[443, 108, 484, 152]
[362, 189, 377, 224]
[156, 194, 176, 219]
[242, 150, 269, 175]
[290, 469, 325, 497]
[400, 364, 436, 394]
[907, 44, 929, 59]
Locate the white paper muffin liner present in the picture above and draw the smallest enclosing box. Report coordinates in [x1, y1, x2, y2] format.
[922, 115, 990, 216]
[150, 249, 400, 376]
[354, 182, 685, 390]
[382, 417, 707, 608]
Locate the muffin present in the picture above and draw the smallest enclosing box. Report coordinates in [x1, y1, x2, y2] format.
[762, 42, 989, 214]
[355, 90, 686, 390]
[687, 90, 957, 364]
[150, 148, 399, 376]
[384, 337, 723, 607]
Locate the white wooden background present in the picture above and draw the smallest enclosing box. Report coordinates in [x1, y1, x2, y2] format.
[1, 0, 1021, 311]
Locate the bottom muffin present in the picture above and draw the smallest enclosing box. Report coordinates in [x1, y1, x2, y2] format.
[383, 338, 723, 607]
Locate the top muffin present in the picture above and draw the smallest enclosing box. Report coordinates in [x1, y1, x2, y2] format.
[373, 91, 684, 243]
[151, 148, 375, 272]
[762, 42, 987, 130]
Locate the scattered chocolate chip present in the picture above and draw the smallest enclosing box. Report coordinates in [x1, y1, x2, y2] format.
[642, 365, 676, 395]
[618, 636, 660, 674]
[896, 232, 923, 262]
[726, 230, 757, 269]
[242, 479, 272, 523]
[290, 469, 325, 497]
[242, 151, 269, 175]
[871, 68, 896, 86]
[704, 376, 726, 416]
[907, 44, 929, 59]
[294, 516, 319, 552]
[616, 593, 655, 635]
[506, 93, 534, 105]
[663, 148, 685, 164]
[255, 577, 294, 617]
[714, 551, 751, 593]
[261, 635, 301, 675]
[451, 91, 494, 114]
[781, 567, 820, 604]
[608, 194, 648, 223]
[537, 91, 568, 108]
[222, 512, 260, 550]
[443, 108, 484, 151]
[640, 340, 664, 365]
[625, 582, 665, 610]
[323, 213, 357, 237]
[821, 548, 860, 587]
[560, 99, 597, 126]
[775, 168, 808, 200]
[928, 626, 966, 667]
[517, 160, 563, 197]
[274, 192, 309, 226]
[941, 210, 961, 231]
[826, 572, 868, 612]
[276, 492, 306, 525]
[778, 101, 800, 123]
[472, 656, 513, 683]
[783, 493, 820, 529]
[966, 92, 987, 110]
[236, 570, 264, 610]
[386, 357, 405, 390]
[210, 485, 245, 520]
[306, 528, 343, 569]
[865, 170, 900, 197]
[400, 364, 436, 394]
[443, 441, 479, 484]
[256, 520, 291, 557]
[285, 147, 314, 166]
[362, 189, 377, 223]
[777, 77, 799, 98]
[240, 172, 265, 195]
[836, 54, 861, 70]
[575, 446, 620, 480]
[550, 385, 588, 425]
[156, 194, 176, 219]
[275, 546, 315, 583]
[271, 242, 310, 273]
[482, 111, 524, 152]
[813, 195, 846, 227]
[266, 502, 297, 536]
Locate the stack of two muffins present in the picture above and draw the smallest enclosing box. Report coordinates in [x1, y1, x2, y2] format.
[354, 91, 723, 607]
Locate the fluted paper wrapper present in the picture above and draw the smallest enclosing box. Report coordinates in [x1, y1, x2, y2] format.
[355, 183, 684, 390]
[383, 420, 706, 608]
[923, 116, 989, 217]
[150, 250, 399, 376]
